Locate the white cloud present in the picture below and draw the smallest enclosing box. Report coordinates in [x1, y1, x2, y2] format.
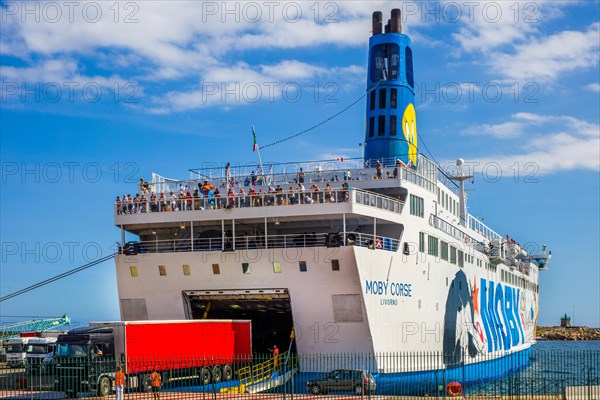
[471, 134, 599, 174]
[0, 58, 130, 88]
[450, 1, 599, 83]
[513, 112, 599, 137]
[0, 1, 431, 83]
[450, 0, 547, 53]
[585, 83, 600, 92]
[462, 121, 525, 138]
[464, 113, 600, 174]
[491, 23, 600, 82]
[154, 60, 362, 112]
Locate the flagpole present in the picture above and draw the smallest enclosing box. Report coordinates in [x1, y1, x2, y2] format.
[252, 125, 265, 183]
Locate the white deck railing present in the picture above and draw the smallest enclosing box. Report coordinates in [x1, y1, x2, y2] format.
[466, 214, 502, 241]
[115, 189, 404, 216]
[119, 231, 399, 254]
[149, 157, 437, 198]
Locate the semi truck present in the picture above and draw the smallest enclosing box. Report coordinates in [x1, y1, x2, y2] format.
[25, 337, 58, 374]
[54, 320, 252, 397]
[6, 336, 31, 368]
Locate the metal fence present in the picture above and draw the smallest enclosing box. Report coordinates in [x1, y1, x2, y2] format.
[1, 350, 598, 399]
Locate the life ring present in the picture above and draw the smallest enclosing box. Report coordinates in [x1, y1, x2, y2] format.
[446, 381, 462, 397]
[375, 237, 383, 249]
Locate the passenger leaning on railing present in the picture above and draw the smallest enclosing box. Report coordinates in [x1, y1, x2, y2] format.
[115, 196, 123, 215]
[150, 193, 158, 212]
[116, 183, 364, 215]
[238, 188, 247, 207]
[248, 187, 257, 206]
[185, 191, 193, 210]
[375, 160, 383, 179]
[310, 183, 321, 203]
[324, 183, 334, 203]
[193, 189, 200, 210]
[133, 194, 140, 213]
[214, 188, 221, 208]
[170, 192, 178, 211]
[275, 185, 284, 205]
[227, 188, 235, 208]
[256, 188, 265, 206]
[159, 193, 167, 211]
[288, 187, 297, 205]
[267, 186, 275, 206]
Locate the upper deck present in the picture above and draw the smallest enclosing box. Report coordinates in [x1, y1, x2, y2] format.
[114, 155, 501, 243]
[113, 155, 547, 278]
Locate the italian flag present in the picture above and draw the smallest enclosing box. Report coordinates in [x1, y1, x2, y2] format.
[252, 126, 258, 152]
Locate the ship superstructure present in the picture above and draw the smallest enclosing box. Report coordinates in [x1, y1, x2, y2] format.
[113, 9, 550, 380]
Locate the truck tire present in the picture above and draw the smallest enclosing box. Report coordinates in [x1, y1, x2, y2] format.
[212, 366, 223, 383]
[200, 367, 211, 385]
[222, 365, 233, 381]
[97, 376, 111, 397]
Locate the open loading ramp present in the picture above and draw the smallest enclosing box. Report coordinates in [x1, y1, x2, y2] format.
[183, 289, 295, 355]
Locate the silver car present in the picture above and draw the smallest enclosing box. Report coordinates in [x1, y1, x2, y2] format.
[306, 369, 376, 395]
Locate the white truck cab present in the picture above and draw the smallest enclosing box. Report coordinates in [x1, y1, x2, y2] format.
[26, 337, 58, 374]
[6, 337, 30, 368]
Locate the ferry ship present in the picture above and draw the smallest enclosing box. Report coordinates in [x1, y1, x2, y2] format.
[113, 9, 551, 393]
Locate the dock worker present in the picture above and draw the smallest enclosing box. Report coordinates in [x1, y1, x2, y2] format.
[272, 345, 280, 370]
[115, 366, 125, 400]
[150, 368, 161, 400]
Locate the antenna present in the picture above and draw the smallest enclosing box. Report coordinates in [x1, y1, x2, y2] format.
[449, 158, 473, 227]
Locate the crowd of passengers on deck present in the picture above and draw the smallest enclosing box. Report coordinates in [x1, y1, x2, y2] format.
[115, 178, 353, 215]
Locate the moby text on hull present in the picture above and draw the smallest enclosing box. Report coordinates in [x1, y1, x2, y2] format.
[113, 8, 551, 393]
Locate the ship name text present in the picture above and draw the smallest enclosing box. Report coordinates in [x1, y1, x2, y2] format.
[365, 280, 412, 297]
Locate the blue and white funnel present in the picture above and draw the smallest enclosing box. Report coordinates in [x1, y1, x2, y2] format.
[364, 9, 417, 168]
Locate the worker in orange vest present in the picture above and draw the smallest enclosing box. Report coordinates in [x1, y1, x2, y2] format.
[272, 345, 280, 371]
[115, 366, 126, 400]
[150, 368, 161, 400]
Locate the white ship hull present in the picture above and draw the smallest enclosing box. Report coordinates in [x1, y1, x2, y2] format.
[116, 221, 539, 373]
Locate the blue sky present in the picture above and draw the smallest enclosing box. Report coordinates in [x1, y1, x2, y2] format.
[1, 1, 599, 328]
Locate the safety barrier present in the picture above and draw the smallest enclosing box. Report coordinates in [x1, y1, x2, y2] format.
[0, 348, 598, 398]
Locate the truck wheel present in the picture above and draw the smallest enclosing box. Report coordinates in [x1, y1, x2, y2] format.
[212, 366, 222, 383]
[97, 376, 111, 397]
[199, 367, 211, 385]
[222, 365, 233, 381]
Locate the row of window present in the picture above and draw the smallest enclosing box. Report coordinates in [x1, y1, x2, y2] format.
[502, 269, 538, 293]
[369, 88, 399, 111]
[475, 258, 496, 272]
[419, 232, 499, 271]
[437, 187, 460, 219]
[128, 260, 341, 277]
[368, 115, 398, 137]
[420, 232, 463, 264]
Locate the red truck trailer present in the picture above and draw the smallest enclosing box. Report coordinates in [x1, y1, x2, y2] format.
[55, 320, 251, 396]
